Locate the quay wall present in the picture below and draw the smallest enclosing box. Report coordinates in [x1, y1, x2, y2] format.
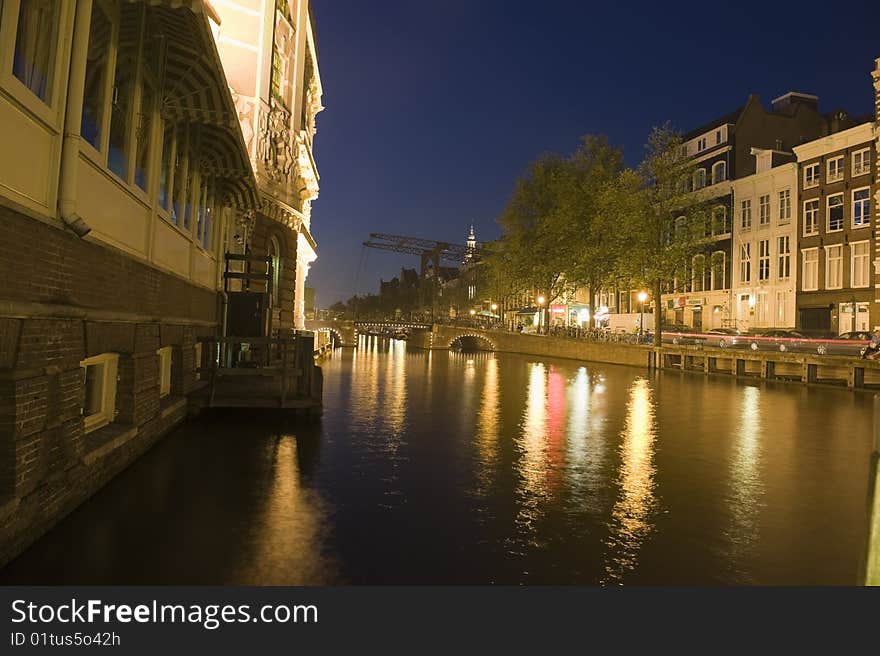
[0, 208, 213, 568]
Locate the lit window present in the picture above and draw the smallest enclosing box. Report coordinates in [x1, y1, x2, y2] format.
[853, 187, 870, 227]
[804, 163, 820, 188]
[827, 156, 844, 182]
[852, 241, 870, 288]
[852, 148, 870, 177]
[827, 194, 844, 231]
[80, 353, 119, 433]
[12, 0, 59, 104]
[157, 347, 173, 398]
[825, 245, 843, 289]
[802, 248, 818, 291]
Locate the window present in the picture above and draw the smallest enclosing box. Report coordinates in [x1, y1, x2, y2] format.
[80, 353, 119, 433]
[758, 239, 770, 281]
[712, 206, 729, 235]
[852, 148, 870, 176]
[711, 161, 726, 184]
[674, 216, 687, 239]
[756, 292, 769, 325]
[776, 291, 788, 325]
[852, 241, 870, 288]
[692, 255, 706, 292]
[853, 187, 870, 227]
[693, 168, 706, 189]
[827, 156, 844, 182]
[759, 194, 770, 225]
[827, 193, 844, 231]
[197, 178, 213, 250]
[697, 137, 707, 152]
[81, 3, 112, 149]
[108, 46, 135, 182]
[710, 251, 726, 291]
[777, 236, 790, 280]
[715, 130, 721, 145]
[804, 163, 820, 188]
[802, 248, 818, 291]
[825, 245, 843, 289]
[268, 236, 281, 307]
[157, 347, 173, 398]
[740, 199, 752, 229]
[12, 0, 59, 104]
[134, 75, 155, 191]
[158, 121, 175, 214]
[739, 243, 751, 283]
[804, 199, 819, 235]
[778, 189, 791, 223]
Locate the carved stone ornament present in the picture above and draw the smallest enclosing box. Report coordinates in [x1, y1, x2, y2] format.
[257, 103, 294, 183]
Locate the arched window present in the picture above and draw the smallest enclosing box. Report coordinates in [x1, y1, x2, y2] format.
[711, 161, 727, 184]
[711, 251, 726, 290]
[268, 236, 282, 307]
[692, 255, 706, 292]
[712, 206, 729, 235]
[693, 168, 706, 190]
[674, 215, 687, 239]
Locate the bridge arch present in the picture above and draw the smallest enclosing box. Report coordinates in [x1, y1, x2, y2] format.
[449, 333, 496, 351]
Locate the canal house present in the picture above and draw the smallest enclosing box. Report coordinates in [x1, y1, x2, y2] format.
[0, 0, 322, 567]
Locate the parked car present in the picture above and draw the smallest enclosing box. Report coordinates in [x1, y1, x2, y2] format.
[815, 331, 872, 357]
[701, 327, 747, 349]
[747, 329, 813, 352]
[661, 323, 700, 345]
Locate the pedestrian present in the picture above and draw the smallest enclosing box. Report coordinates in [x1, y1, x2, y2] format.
[863, 329, 880, 360]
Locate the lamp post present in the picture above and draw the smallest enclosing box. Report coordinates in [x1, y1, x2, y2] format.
[638, 291, 648, 337]
[490, 303, 498, 328]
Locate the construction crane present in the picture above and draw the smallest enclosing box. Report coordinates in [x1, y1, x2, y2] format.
[361, 233, 484, 320]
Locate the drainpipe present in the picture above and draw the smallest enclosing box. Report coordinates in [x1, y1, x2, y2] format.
[58, 0, 93, 238]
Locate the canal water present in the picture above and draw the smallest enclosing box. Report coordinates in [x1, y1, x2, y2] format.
[1, 338, 875, 585]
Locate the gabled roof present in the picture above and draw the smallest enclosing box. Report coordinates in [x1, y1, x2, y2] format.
[683, 102, 748, 141]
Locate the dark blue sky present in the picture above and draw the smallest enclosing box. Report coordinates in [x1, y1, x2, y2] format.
[308, 0, 877, 306]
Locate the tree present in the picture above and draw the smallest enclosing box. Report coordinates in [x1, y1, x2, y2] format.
[602, 125, 714, 345]
[489, 135, 625, 332]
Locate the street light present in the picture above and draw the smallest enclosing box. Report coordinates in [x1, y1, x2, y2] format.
[637, 291, 648, 337]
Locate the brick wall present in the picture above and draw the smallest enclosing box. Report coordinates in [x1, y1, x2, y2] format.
[0, 208, 218, 567]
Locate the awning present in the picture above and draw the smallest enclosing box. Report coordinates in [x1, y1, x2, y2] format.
[123, 0, 259, 210]
[476, 310, 499, 318]
[516, 307, 539, 315]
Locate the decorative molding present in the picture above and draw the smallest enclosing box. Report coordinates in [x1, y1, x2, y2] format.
[257, 102, 294, 183]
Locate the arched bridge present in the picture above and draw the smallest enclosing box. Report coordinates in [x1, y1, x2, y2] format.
[305, 319, 432, 347]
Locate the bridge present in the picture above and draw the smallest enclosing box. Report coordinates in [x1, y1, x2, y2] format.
[305, 319, 431, 347]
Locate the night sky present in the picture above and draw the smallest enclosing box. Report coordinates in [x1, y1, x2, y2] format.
[308, 0, 877, 306]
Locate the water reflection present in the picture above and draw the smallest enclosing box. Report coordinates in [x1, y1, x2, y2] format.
[475, 356, 500, 491]
[601, 377, 659, 584]
[723, 385, 765, 580]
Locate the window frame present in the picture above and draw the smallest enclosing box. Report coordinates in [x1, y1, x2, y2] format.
[777, 235, 790, 280]
[851, 240, 870, 289]
[824, 244, 843, 290]
[803, 199, 819, 236]
[80, 352, 119, 433]
[739, 243, 751, 284]
[758, 194, 770, 226]
[758, 239, 770, 281]
[778, 189, 791, 223]
[802, 248, 819, 292]
[826, 156, 844, 183]
[852, 186, 870, 228]
[803, 162, 820, 189]
[826, 193, 844, 232]
[711, 161, 726, 185]
[740, 199, 752, 230]
[852, 148, 870, 177]
[157, 346, 172, 398]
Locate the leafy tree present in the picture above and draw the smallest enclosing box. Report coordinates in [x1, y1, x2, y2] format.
[602, 125, 714, 345]
[490, 135, 625, 332]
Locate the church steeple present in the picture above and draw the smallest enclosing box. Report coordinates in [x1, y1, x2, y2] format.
[465, 224, 476, 262]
